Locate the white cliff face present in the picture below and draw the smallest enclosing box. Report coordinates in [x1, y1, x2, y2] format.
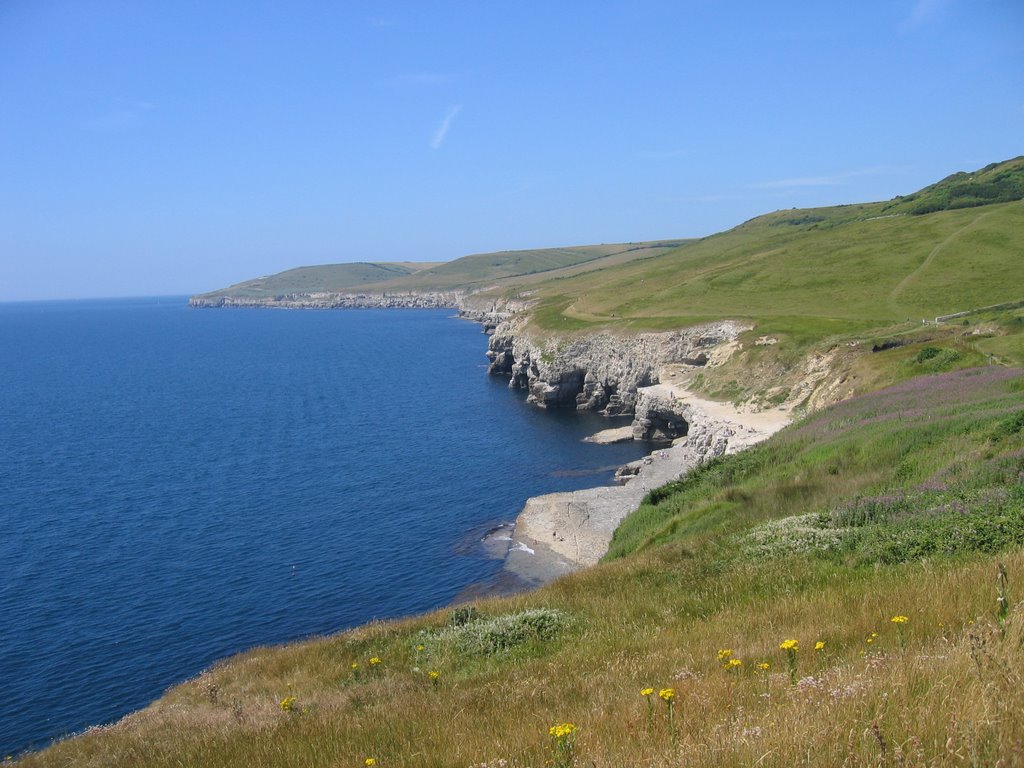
[486, 317, 751, 417]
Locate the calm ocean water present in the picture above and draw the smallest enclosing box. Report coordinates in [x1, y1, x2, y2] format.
[0, 298, 648, 755]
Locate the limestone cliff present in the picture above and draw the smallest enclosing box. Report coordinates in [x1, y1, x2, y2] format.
[485, 315, 750, 419]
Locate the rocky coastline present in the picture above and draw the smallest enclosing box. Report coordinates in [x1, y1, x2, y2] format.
[188, 291, 464, 310]
[189, 289, 790, 586]
[473, 307, 791, 586]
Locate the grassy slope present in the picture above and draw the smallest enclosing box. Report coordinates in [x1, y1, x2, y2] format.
[503, 159, 1024, 409]
[521, 198, 1024, 334]
[192, 241, 689, 301]
[194, 262, 438, 299]
[20, 368, 1024, 767]
[355, 241, 690, 292]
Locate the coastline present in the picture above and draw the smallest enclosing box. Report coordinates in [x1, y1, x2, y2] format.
[498, 375, 791, 586]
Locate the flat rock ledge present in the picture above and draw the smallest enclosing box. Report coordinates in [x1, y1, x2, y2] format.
[582, 425, 636, 444]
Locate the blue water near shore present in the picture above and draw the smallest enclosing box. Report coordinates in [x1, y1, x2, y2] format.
[0, 298, 650, 755]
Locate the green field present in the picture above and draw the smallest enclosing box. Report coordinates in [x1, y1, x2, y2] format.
[518, 201, 1023, 332]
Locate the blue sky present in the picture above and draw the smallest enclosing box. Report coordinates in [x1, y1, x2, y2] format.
[1, 1, 1021, 300]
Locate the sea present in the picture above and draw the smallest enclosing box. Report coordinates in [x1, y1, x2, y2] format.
[0, 297, 650, 756]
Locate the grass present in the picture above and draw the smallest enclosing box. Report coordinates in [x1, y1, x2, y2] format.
[490, 159, 1024, 408]
[16, 367, 1024, 767]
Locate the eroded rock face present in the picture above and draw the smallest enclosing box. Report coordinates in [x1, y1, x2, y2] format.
[485, 318, 749, 417]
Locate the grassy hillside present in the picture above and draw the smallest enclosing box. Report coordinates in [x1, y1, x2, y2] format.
[357, 240, 690, 292]
[496, 158, 1024, 411]
[192, 241, 689, 302]
[522, 197, 1024, 335]
[193, 262, 439, 300]
[19, 367, 1024, 767]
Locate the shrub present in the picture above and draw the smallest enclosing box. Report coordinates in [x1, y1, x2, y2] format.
[435, 609, 567, 656]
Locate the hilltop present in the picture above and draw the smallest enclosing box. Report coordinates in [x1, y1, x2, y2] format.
[189, 241, 689, 306]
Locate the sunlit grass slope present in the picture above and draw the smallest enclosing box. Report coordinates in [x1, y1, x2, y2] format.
[360, 240, 689, 292]
[21, 367, 1024, 767]
[523, 198, 1024, 335]
[509, 158, 1024, 409]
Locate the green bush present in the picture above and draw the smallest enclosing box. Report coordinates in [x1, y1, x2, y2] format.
[435, 609, 567, 656]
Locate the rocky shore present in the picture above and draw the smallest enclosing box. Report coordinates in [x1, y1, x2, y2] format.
[476, 308, 791, 585]
[190, 289, 791, 585]
[502, 378, 790, 585]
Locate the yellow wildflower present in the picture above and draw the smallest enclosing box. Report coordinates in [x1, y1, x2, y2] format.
[415, 644, 425, 652]
[278, 696, 296, 712]
[814, 641, 826, 651]
[350, 662, 359, 670]
[364, 759, 376, 767]
[779, 639, 799, 652]
[757, 662, 770, 671]
[548, 722, 577, 739]
[891, 615, 909, 624]
[428, 670, 440, 680]
[369, 656, 382, 666]
[640, 687, 654, 697]
[717, 648, 733, 661]
[659, 688, 675, 702]
[725, 658, 743, 670]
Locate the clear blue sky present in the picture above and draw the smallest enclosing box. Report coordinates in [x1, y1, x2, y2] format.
[1, 1, 1021, 300]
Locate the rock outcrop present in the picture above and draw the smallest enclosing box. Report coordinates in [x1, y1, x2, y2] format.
[485, 316, 749, 418]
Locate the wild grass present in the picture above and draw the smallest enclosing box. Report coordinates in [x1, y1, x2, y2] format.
[16, 367, 1024, 767]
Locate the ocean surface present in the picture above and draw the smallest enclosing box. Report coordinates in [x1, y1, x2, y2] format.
[0, 298, 650, 756]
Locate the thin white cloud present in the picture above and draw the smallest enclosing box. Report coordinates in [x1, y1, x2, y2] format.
[79, 98, 155, 132]
[902, 0, 952, 30]
[431, 105, 462, 149]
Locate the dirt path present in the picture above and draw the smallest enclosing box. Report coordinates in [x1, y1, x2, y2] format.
[887, 209, 994, 316]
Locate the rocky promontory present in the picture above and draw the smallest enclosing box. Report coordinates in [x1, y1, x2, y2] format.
[486, 315, 748, 418]
[188, 291, 463, 309]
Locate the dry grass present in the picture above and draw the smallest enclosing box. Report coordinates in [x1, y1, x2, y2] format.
[17, 546, 1024, 767]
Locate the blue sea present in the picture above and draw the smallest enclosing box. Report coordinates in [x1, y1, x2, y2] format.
[0, 298, 649, 756]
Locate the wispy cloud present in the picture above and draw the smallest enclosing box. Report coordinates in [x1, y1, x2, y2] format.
[431, 105, 462, 149]
[747, 166, 905, 190]
[901, 0, 952, 30]
[79, 98, 156, 132]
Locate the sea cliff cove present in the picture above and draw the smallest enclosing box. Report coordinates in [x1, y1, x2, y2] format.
[5, 3, 1024, 764]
